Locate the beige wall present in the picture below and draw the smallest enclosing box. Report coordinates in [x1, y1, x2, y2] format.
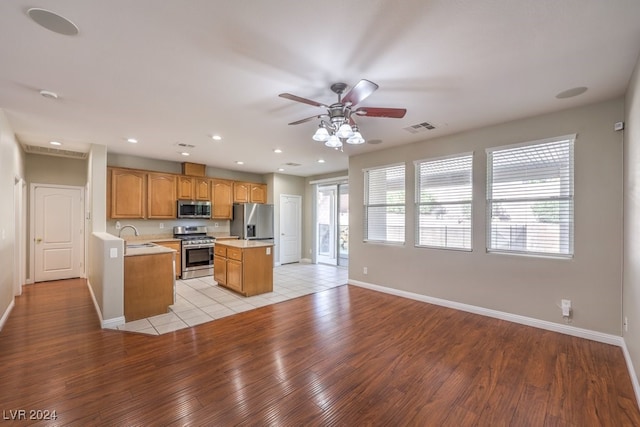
[25, 153, 87, 186]
[0, 110, 25, 327]
[266, 173, 306, 264]
[350, 99, 624, 334]
[624, 53, 640, 386]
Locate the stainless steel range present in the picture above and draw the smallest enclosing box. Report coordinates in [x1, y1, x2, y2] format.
[173, 226, 215, 279]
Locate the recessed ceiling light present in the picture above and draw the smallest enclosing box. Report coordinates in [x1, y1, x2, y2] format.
[236, 161, 244, 165]
[273, 149, 282, 154]
[127, 138, 138, 144]
[555, 87, 588, 99]
[27, 8, 79, 36]
[49, 141, 62, 146]
[39, 90, 58, 100]
[278, 168, 285, 172]
[181, 152, 190, 156]
[211, 135, 222, 141]
[317, 159, 325, 163]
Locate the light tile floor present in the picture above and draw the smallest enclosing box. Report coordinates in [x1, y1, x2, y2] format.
[113, 263, 348, 335]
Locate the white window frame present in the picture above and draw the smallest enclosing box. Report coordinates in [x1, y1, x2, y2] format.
[486, 134, 575, 258]
[363, 163, 406, 244]
[414, 152, 473, 251]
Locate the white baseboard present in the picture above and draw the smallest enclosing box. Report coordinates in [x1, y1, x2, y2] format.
[348, 279, 623, 346]
[0, 299, 15, 331]
[621, 340, 640, 409]
[86, 279, 125, 329]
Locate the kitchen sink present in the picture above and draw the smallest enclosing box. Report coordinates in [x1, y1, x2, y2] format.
[126, 243, 157, 249]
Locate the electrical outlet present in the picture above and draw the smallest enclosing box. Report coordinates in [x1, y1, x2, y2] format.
[159, 223, 164, 229]
[363, 267, 368, 275]
[561, 299, 571, 317]
[115, 221, 121, 230]
[214, 223, 219, 228]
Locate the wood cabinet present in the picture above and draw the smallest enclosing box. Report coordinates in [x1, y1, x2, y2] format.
[178, 176, 210, 201]
[124, 251, 174, 322]
[211, 179, 233, 219]
[109, 168, 146, 219]
[147, 173, 177, 219]
[214, 242, 273, 296]
[233, 182, 267, 204]
[153, 240, 182, 278]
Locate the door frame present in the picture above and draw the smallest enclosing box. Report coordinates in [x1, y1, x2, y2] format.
[29, 183, 86, 283]
[279, 194, 302, 265]
[14, 177, 26, 295]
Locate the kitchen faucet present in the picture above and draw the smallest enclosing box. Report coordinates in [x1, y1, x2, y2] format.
[118, 224, 140, 238]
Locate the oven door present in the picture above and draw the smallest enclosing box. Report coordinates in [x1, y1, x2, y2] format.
[182, 245, 214, 278]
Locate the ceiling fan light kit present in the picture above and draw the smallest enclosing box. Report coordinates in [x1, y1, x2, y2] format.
[279, 79, 406, 149]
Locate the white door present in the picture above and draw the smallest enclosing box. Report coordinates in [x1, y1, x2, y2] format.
[33, 185, 83, 282]
[280, 194, 301, 264]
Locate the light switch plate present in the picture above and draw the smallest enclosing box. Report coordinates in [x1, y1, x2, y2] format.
[110, 247, 118, 258]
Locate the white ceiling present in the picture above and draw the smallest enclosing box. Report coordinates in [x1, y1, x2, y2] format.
[1, 1, 639, 177]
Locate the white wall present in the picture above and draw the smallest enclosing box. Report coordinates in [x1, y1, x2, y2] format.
[350, 99, 624, 334]
[624, 53, 640, 387]
[0, 110, 25, 329]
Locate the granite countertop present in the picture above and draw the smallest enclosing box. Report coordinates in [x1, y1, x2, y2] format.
[215, 239, 274, 249]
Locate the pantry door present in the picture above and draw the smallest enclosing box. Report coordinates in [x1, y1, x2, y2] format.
[33, 185, 84, 282]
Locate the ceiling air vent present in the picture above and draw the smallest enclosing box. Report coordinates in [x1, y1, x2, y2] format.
[23, 144, 88, 159]
[404, 121, 436, 133]
[284, 162, 301, 167]
[176, 142, 196, 148]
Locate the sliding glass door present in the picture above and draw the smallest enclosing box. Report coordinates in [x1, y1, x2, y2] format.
[316, 183, 349, 266]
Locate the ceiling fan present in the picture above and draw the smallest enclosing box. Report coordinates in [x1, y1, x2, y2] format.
[279, 79, 407, 148]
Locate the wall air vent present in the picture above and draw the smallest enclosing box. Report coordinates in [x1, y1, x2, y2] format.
[404, 121, 436, 133]
[176, 143, 196, 148]
[23, 144, 88, 159]
[284, 162, 301, 167]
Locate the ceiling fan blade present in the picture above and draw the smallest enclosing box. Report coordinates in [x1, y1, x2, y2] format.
[279, 93, 328, 108]
[341, 79, 379, 106]
[354, 107, 407, 118]
[288, 114, 326, 125]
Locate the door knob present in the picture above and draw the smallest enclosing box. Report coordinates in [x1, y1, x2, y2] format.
[36, 238, 42, 243]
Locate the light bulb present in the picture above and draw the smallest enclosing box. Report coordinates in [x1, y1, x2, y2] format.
[336, 123, 353, 138]
[325, 135, 342, 148]
[312, 127, 330, 142]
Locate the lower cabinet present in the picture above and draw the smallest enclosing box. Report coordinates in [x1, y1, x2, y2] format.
[214, 242, 273, 296]
[124, 252, 174, 322]
[152, 240, 181, 278]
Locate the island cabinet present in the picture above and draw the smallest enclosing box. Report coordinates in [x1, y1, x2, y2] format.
[214, 241, 273, 296]
[152, 240, 182, 278]
[124, 250, 175, 322]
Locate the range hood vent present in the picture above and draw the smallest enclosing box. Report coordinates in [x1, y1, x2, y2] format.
[23, 144, 88, 159]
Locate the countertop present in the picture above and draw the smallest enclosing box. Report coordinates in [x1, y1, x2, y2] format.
[215, 239, 274, 249]
[124, 244, 177, 257]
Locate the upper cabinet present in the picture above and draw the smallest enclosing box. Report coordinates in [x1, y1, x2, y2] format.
[109, 168, 146, 219]
[234, 182, 267, 204]
[147, 173, 177, 219]
[212, 179, 233, 219]
[108, 166, 267, 220]
[177, 176, 210, 201]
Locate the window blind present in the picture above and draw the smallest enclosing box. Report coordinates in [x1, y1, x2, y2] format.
[486, 135, 574, 257]
[415, 153, 473, 250]
[364, 164, 405, 243]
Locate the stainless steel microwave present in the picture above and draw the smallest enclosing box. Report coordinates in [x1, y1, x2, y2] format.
[177, 200, 211, 219]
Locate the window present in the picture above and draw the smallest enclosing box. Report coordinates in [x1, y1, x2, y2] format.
[415, 153, 473, 250]
[364, 163, 405, 243]
[486, 135, 575, 257]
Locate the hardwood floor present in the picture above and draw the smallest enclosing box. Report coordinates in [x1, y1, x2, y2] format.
[1, 278, 639, 426]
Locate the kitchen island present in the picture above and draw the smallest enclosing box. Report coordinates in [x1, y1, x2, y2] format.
[124, 243, 176, 322]
[214, 240, 274, 296]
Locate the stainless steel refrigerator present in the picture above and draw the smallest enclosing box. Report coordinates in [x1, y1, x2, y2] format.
[230, 203, 274, 240]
